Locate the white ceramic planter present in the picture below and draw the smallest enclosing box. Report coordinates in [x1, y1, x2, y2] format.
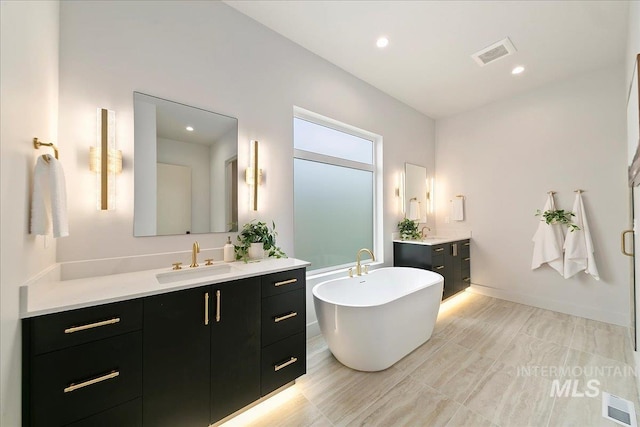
[248, 243, 264, 260]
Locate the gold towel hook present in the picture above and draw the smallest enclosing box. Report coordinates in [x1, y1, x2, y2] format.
[547, 191, 556, 195]
[33, 137, 59, 159]
[574, 189, 584, 194]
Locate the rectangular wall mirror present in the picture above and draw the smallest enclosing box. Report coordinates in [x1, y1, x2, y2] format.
[404, 162, 428, 223]
[133, 92, 238, 236]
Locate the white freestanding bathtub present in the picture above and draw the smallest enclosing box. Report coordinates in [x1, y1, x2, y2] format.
[312, 267, 443, 372]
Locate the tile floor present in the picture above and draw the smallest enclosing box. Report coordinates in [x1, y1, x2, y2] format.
[225, 292, 639, 427]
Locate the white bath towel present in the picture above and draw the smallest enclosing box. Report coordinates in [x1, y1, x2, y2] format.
[451, 198, 464, 221]
[563, 193, 599, 280]
[531, 194, 564, 276]
[408, 198, 420, 221]
[31, 154, 69, 238]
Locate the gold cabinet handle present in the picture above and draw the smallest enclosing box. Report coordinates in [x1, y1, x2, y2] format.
[463, 277, 471, 282]
[274, 312, 298, 323]
[204, 292, 210, 326]
[464, 257, 470, 261]
[434, 248, 444, 252]
[215, 290, 221, 322]
[452, 243, 458, 257]
[274, 357, 298, 372]
[622, 230, 634, 257]
[64, 370, 119, 393]
[434, 266, 445, 270]
[274, 278, 297, 287]
[464, 242, 470, 246]
[64, 318, 120, 334]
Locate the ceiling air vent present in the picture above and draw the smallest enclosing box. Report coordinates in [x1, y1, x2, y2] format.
[471, 37, 517, 67]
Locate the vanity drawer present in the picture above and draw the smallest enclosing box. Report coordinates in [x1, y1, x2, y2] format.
[30, 299, 143, 355]
[30, 331, 142, 427]
[261, 332, 306, 396]
[430, 254, 445, 271]
[262, 289, 305, 347]
[460, 240, 470, 258]
[431, 245, 446, 255]
[261, 268, 305, 298]
[65, 398, 142, 427]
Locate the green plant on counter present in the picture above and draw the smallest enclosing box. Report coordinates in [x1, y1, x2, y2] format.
[398, 218, 422, 240]
[535, 209, 580, 232]
[235, 220, 287, 261]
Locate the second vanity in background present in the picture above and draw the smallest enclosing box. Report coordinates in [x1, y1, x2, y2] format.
[393, 237, 471, 300]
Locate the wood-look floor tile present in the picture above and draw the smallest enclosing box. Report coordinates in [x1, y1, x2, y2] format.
[521, 312, 575, 346]
[410, 341, 495, 403]
[229, 389, 332, 427]
[452, 319, 520, 359]
[474, 303, 533, 329]
[499, 332, 569, 374]
[529, 307, 580, 323]
[464, 362, 556, 427]
[571, 324, 634, 365]
[563, 348, 640, 408]
[394, 336, 448, 373]
[302, 364, 406, 426]
[548, 395, 622, 427]
[345, 377, 460, 427]
[574, 317, 628, 334]
[432, 315, 476, 341]
[445, 406, 497, 427]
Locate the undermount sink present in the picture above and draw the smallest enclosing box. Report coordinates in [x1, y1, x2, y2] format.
[156, 264, 232, 284]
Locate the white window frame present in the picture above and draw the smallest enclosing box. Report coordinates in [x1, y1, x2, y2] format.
[293, 106, 383, 275]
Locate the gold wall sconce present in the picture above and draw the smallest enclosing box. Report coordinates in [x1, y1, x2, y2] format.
[89, 108, 122, 210]
[245, 140, 263, 211]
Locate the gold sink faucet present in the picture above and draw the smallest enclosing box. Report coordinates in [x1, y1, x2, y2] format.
[190, 241, 200, 268]
[421, 226, 431, 238]
[356, 248, 375, 276]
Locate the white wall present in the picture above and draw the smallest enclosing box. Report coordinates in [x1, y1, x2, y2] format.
[0, 2, 60, 425]
[436, 65, 628, 325]
[55, 1, 434, 263]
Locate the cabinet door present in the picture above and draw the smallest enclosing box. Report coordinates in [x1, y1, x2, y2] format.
[210, 278, 261, 423]
[143, 287, 211, 427]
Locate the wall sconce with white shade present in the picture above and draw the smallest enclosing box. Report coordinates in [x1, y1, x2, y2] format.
[245, 140, 263, 211]
[89, 108, 122, 210]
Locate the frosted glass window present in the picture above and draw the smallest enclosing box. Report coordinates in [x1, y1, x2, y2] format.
[294, 118, 373, 164]
[294, 159, 373, 271]
[293, 111, 379, 273]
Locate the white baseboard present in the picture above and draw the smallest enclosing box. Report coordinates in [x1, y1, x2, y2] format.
[469, 283, 628, 327]
[306, 321, 320, 338]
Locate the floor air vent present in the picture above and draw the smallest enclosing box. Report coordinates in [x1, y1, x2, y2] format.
[471, 37, 517, 67]
[602, 392, 637, 427]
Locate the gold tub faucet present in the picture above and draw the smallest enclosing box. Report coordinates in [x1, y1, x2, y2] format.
[356, 248, 375, 276]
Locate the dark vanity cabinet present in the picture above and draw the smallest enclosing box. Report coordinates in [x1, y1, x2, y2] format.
[393, 239, 471, 300]
[143, 277, 261, 427]
[22, 299, 144, 427]
[22, 267, 306, 427]
[260, 269, 307, 396]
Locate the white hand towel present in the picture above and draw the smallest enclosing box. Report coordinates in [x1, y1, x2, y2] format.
[531, 194, 564, 276]
[564, 193, 599, 280]
[451, 198, 464, 221]
[30, 155, 69, 238]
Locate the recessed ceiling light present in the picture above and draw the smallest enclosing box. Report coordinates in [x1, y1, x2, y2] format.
[186, 126, 194, 131]
[376, 37, 389, 48]
[512, 66, 525, 75]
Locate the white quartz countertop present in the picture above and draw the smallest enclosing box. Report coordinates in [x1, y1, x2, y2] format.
[393, 236, 471, 246]
[20, 258, 310, 319]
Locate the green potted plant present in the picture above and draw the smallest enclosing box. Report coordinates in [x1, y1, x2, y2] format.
[398, 218, 422, 240]
[535, 209, 580, 232]
[235, 220, 286, 261]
